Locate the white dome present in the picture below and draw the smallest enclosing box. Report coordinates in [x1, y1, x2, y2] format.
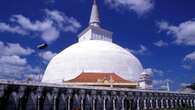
[42, 40, 144, 83]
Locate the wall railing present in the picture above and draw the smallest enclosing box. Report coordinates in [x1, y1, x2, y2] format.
[0, 81, 195, 110]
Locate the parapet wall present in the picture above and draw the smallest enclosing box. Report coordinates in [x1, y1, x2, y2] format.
[0, 81, 195, 110]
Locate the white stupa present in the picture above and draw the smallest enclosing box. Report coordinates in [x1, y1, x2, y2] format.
[42, 0, 144, 84]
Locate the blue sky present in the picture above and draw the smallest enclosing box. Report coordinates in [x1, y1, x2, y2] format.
[0, 0, 195, 91]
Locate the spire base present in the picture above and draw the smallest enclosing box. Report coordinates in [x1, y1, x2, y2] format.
[77, 0, 113, 42]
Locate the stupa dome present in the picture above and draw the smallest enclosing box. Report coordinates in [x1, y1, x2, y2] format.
[42, 40, 144, 83]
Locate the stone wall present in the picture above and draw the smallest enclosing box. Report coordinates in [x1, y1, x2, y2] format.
[0, 81, 195, 110]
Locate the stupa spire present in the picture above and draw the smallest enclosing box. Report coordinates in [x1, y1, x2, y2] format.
[89, 0, 100, 27]
[78, 0, 112, 42]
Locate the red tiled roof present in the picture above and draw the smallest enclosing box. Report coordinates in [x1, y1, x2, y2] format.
[67, 72, 133, 83]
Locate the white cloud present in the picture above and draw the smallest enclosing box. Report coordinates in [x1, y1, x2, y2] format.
[152, 69, 164, 76]
[0, 55, 27, 65]
[12, 15, 60, 43]
[46, 9, 81, 33]
[153, 80, 165, 85]
[129, 45, 149, 55]
[181, 51, 195, 70]
[39, 51, 57, 61]
[153, 40, 168, 47]
[0, 56, 28, 79]
[0, 41, 34, 56]
[0, 9, 81, 43]
[0, 55, 40, 80]
[184, 51, 195, 62]
[0, 64, 41, 80]
[0, 23, 27, 35]
[181, 64, 192, 70]
[153, 79, 173, 88]
[41, 26, 60, 43]
[144, 68, 164, 76]
[45, 9, 65, 24]
[104, 0, 154, 15]
[0, 41, 38, 80]
[180, 82, 191, 87]
[158, 19, 195, 46]
[143, 68, 153, 75]
[182, 51, 195, 70]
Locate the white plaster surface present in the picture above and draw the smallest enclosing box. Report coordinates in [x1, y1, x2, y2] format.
[42, 40, 144, 84]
